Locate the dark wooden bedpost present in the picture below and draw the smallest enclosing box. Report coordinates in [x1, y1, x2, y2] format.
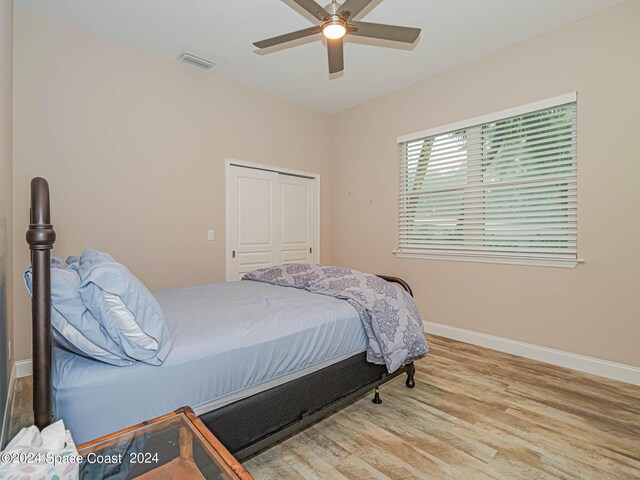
[26, 177, 56, 430]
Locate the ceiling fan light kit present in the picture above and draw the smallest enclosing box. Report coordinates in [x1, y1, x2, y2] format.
[323, 20, 347, 40]
[253, 0, 421, 74]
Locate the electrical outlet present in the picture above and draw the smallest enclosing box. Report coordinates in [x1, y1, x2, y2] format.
[207, 230, 215, 241]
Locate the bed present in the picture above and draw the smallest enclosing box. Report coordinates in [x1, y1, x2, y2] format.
[27, 177, 420, 459]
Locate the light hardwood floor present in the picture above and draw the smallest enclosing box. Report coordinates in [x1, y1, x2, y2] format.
[244, 335, 640, 479]
[9, 335, 640, 479]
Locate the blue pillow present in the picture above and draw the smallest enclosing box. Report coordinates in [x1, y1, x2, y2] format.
[51, 255, 68, 270]
[66, 255, 80, 271]
[24, 259, 134, 367]
[78, 249, 173, 365]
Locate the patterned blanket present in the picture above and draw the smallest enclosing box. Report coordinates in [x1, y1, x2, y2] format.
[243, 264, 428, 373]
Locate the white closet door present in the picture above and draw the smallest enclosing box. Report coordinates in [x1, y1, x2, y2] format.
[227, 165, 280, 280]
[279, 174, 315, 265]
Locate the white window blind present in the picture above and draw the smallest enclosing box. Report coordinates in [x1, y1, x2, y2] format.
[397, 95, 578, 267]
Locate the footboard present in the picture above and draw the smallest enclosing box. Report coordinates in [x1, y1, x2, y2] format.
[377, 275, 414, 297]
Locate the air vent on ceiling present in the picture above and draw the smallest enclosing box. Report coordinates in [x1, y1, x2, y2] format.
[178, 52, 215, 71]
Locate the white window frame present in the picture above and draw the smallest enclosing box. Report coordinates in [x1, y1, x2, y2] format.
[395, 93, 581, 268]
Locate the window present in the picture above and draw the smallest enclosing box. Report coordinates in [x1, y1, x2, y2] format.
[397, 94, 578, 267]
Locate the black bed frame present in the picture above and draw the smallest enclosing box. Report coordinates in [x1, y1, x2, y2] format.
[26, 177, 416, 459]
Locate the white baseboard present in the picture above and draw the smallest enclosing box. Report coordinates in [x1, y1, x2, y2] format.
[424, 321, 640, 386]
[15, 360, 32, 378]
[1, 362, 17, 448]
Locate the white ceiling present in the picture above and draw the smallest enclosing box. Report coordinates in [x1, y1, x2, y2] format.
[17, 0, 625, 114]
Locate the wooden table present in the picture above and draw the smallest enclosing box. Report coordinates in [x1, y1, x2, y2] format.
[77, 406, 253, 479]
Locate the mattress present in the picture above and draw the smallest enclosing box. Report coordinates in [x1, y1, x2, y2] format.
[53, 280, 368, 444]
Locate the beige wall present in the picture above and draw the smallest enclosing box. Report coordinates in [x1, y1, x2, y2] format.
[1, 0, 14, 419]
[331, 0, 640, 367]
[12, 7, 332, 361]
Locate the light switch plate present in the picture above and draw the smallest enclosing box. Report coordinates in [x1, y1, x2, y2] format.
[207, 230, 215, 241]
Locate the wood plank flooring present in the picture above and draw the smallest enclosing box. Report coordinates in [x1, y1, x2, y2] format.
[9, 335, 640, 479]
[7, 374, 32, 441]
[243, 335, 640, 479]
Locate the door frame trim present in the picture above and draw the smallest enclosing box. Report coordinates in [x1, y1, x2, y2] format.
[225, 158, 321, 281]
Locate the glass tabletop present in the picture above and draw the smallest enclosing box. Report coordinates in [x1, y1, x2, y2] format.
[78, 411, 244, 479]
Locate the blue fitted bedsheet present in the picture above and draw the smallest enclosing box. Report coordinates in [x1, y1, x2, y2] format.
[53, 280, 368, 444]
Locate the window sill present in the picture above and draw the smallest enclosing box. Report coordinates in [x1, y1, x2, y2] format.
[393, 250, 582, 268]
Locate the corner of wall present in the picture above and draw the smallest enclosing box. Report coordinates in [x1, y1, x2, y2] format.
[0, 0, 15, 447]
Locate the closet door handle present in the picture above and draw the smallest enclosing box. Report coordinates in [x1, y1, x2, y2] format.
[232, 250, 236, 259]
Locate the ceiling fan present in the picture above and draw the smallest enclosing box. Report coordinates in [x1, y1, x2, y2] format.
[253, 0, 421, 74]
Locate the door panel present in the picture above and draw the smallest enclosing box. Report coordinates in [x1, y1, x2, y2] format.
[281, 249, 310, 263]
[227, 166, 279, 280]
[279, 175, 314, 265]
[238, 176, 273, 246]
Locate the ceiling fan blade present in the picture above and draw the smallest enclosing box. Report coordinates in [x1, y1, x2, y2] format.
[292, 0, 330, 21]
[254, 26, 322, 49]
[327, 38, 344, 74]
[336, 0, 373, 19]
[349, 21, 421, 43]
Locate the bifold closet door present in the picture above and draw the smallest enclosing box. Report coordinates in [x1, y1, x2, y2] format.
[227, 165, 318, 281]
[227, 165, 280, 281]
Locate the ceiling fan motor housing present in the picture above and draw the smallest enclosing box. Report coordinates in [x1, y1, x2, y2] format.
[324, 1, 341, 16]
